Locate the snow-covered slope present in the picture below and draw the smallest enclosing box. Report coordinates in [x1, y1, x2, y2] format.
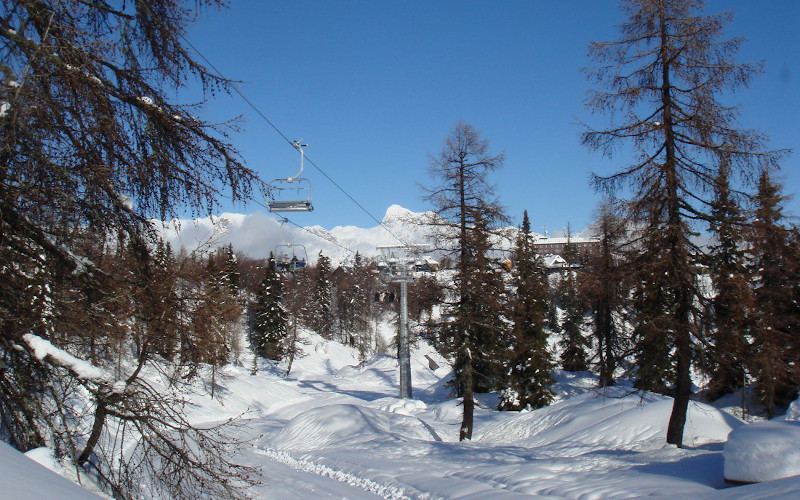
[0, 442, 101, 499]
[10, 327, 800, 499]
[165, 330, 800, 498]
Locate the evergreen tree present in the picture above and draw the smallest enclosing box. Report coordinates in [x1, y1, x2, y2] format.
[581, 201, 628, 387]
[748, 171, 797, 417]
[463, 211, 509, 393]
[499, 211, 554, 410]
[252, 253, 289, 361]
[312, 251, 334, 339]
[333, 252, 374, 352]
[192, 255, 237, 367]
[558, 265, 589, 372]
[546, 289, 559, 333]
[222, 243, 241, 297]
[150, 240, 181, 360]
[583, 0, 780, 446]
[629, 215, 674, 395]
[703, 164, 752, 401]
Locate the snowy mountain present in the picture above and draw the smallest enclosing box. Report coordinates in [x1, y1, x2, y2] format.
[158, 204, 442, 265]
[158, 204, 538, 265]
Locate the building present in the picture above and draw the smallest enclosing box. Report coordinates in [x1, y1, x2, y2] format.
[532, 236, 600, 257]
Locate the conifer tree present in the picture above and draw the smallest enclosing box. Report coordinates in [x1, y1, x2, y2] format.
[703, 164, 752, 401]
[581, 202, 627, 387]
[558, 265, 589, 372]
[312, 251, 334, 339]
[583, 0, 779, 446]
[421, 121, 506, 441]
[464, 211, 509, 392]
[629, 214, 674, 395]
[499, 211, 554, 410]
[192, 255, 236, 367]
[335, 252, 374, 356]
[223, 243, 241, 297]
[252, 253, 289, 361]
[150, 240, 180, 360]
[748, 171, 797, 417]
[0, 1, 260, 494]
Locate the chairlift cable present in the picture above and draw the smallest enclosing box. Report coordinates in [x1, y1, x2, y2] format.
[180, 35, 412, 248]
[253, 200, 358, 256]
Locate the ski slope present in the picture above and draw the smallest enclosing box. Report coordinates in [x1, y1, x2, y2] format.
[183, 330, 800, 498]
[4, 328, 800, 498]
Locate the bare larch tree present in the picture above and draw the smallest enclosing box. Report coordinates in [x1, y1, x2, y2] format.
[421, 121, 508, 441]
[582, 0, 781, 446]
[1, 0, 263, 496]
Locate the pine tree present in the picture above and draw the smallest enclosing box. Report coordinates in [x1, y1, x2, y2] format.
[192, 255, 237, 367]
[583, 0, 780, 447]
[703, 164, 752, 401]
[463, 211, 509, 393]
[499, 211, 554, 411]
[0, 1, 260, 494]
[558, 265, 589, 372]
[335, 252, 374, 356]
[252, 253, 289, 361]
[312, 251, 334, 339]
[150, 240, 181, 360]
[630, 215, 674, 395]
[223, 243, 241, 297]
[748, 171, 797, 417]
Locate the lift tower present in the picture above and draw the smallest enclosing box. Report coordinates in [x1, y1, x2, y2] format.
[376, 245, 428, 399]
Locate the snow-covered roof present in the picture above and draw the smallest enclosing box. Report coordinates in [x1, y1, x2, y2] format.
[533, 236, 600, 245]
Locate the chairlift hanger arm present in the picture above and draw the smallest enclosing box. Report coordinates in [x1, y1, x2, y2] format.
[288, 140, 308, 181]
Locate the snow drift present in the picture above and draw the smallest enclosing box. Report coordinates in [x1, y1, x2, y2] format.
[724, 420, 800, 484]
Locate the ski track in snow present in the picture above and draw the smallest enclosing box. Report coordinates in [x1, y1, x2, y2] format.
[256, 448, 442, 500]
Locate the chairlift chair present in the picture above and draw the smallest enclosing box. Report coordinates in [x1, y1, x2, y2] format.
[274, 243, 308, 273]
[268, 141, 313, 213]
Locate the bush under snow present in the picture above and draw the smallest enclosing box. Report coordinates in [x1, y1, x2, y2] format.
[724, 420, 800, 484]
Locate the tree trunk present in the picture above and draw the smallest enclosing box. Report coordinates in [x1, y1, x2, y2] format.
[667, 310, 692, 446]
[285, 317, 298, 377]
[660, 6, 691, 448]
[78, 397, 107, 466]
[459, 360, 474, 441]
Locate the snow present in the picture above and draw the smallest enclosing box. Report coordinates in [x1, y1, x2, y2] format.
[159, 206, 446, 265]
[0, 441, 100, 499]
[7, 327, 800, 498]
[724, 420, 800, 483]
[157, 330, 800, 499]
[785, 395, 800, 421]
[23, 333, 114, 384]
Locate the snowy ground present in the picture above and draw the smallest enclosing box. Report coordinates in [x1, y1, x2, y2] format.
[187, 330, 800, 499]
[4, 329, 800, 499]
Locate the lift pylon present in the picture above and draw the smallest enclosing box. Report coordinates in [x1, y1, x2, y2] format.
[376, 245, 431, 399]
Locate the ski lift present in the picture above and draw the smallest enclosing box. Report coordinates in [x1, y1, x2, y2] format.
[274, 243, 308, 273]
[377, 245, 428, 282]
[268, 141, 313, 212]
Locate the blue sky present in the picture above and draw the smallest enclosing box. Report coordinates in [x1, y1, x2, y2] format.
[186, 0, 800, 234]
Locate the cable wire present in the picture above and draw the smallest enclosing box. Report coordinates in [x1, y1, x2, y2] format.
[179, 36, 413, 248]
[250, 199, 357, 256]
